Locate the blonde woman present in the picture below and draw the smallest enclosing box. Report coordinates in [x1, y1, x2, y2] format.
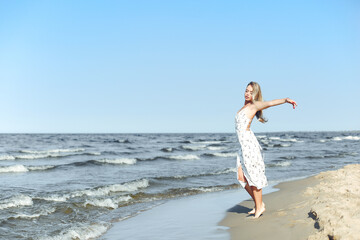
[235, 82, 297, 218]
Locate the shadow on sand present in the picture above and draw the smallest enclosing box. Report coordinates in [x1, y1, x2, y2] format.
[226, 200, 253, 214]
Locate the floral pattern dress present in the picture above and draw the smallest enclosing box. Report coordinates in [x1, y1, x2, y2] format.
[235, 107, 268, 189]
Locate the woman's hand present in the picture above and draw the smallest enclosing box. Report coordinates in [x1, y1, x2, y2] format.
[285, 98, 297, 109]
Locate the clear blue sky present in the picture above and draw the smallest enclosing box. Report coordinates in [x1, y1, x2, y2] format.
[0, 0, 359, 133]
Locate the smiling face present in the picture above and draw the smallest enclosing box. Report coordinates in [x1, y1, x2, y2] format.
[244, 84, 254, 102]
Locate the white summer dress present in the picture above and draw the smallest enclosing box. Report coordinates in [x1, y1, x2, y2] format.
[235, 107, 268, 189]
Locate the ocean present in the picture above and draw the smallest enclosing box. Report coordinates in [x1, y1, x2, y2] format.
[0, 131, 359, 239]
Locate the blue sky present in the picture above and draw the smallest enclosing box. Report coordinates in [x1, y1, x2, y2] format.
[0, 0, 359, 133]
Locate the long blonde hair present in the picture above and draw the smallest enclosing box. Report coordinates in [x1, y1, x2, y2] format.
[248, 81, 267, 123]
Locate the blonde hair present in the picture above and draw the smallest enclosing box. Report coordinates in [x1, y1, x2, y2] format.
[247, 81, 267, 123]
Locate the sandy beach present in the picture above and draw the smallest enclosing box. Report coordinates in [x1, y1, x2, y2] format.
[219, 164, 360, 240]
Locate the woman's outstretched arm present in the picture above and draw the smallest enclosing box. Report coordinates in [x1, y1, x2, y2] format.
[254, 98, 297, 111]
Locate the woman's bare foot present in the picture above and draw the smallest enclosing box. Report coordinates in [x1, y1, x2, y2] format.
[254, 202, 266, 218]
[248, 207, 255, 214]
[248, 202, 265, 214]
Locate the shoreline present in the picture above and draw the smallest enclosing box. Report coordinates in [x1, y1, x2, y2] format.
[99, 164, 360, 240]
[100, 184, 279, 240]
[219, 164, 360, 240]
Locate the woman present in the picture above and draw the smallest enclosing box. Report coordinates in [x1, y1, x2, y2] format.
[235, 81, 297, 218]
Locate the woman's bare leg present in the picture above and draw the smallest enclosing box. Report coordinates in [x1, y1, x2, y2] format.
[251, 186, 266, 218]
[238, 167, 260, 214]
[244, 183, 255, 201]
[238, 166, 255, 200]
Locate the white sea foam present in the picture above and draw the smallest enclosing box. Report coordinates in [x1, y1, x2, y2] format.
[88, 152, 101, 156]
[277, 161, 291, 167]
[13, 207, 56, 219]
[280, 144, 291, 147]
[0, 164, 55, 173]
[215, 168, 237, 175]
[269, 161, 292, 167]
[72, 179, 149, 198]
[95, 158, 137, 165]
[259, 139, 270, 144]
[168, 154, 200, 160]
[0, 195, 33, 210]
[39, 223, 109, 240]
[15, 153, 61, 160]
[212, 152, 237, 158]
[28, 165, 55, 171]
[84, 196, 132, 209]
[269, 137, 299, 142]
[0, 155, 16, 161]
[190, 186, 223, 193]
[0, 165, 29, 173]
[207, 146, 227, 151]
[269, 137, 281, 140]
[257, 135, 267, 139]
[15, 149, 99, 160]
[20, 148, 85, 154]
[182, 145, 206, 150]
[40, 194, 70, 202]
[332, 136, 360, 141]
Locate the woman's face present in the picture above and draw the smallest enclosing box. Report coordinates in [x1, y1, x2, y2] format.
[244, 85, 253, 102]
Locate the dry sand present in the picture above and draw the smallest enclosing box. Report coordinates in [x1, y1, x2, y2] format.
[219, 164, 360, 240]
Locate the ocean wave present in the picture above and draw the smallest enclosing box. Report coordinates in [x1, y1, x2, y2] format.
[2, 151, 101, 161]
[95, 158, 137, 165]
[15, 153, 63, 160]
[138, 154, 200, 161]
[279, 156, 297, 160]
[72, 179, 149, 198]
[202, 152, 237, 158]
[181, 145, 207, 151]
[189, 186, 224, 193]
[40, 194, 70, 202]
[158, 167, 237, 180]
[0, 164, 55, 173]
[167, 154, 200, 160]
[130, 184, 238, 202]
[104, 139, 131, 143]
[39, 180, 148, 203]
[20, 148, 85, 154]
[0, 195, 33, 210]
[256, 135, 267, 139]
[332, 136, 360, 141]
[305, 152, 357, 159]
[191, 140, 224, 144]
[215, 167, 237, 174]
[274, 143, 291, 147]
[28, 165, 55, 171]
[160, 147, 174, 152]
[262, 143, 292, 148]
[267, 161, 292, 167]
[0, 155, 16, 161]
[39, 223, 109, 240]
[0, 165, 28, 173]
[207, 146, 227, 151]
[11, 207, 56, 219]
[84, 196, 132, 209]
[269, 137, 300, 142]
